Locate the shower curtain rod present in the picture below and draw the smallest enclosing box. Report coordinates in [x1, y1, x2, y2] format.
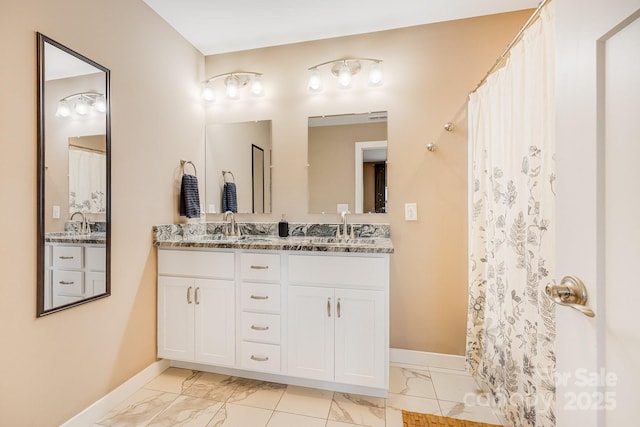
[470, 0, 551, 94]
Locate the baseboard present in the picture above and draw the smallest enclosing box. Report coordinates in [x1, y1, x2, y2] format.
[61, 359, 170, 427]
[389, 348, 466, 371]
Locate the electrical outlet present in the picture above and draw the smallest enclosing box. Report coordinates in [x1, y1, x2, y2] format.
[405, 203, 418, 221]
[52, 205, 60, 219]
[208, 204, 216, 213]
[337, 203, 349, 214]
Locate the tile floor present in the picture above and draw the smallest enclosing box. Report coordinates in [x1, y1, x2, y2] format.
[93, 363, 501, 427]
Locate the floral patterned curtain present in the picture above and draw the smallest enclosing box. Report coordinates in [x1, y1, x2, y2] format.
[467, 4, 556, 426]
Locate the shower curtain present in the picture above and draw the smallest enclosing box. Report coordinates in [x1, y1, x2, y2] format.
[467, 4, 556, 427]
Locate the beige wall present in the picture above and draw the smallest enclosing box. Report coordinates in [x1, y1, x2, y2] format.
[204, 11, 531, 355]
[308, 122, 387, 213]
[0, 0, 204, 425]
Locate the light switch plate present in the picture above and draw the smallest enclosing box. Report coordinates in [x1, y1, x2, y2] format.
[405, 203, 418, 221]
[337, 203, 349, 214]
[208, 204, 216, 213]
[52, 205, 60, 219]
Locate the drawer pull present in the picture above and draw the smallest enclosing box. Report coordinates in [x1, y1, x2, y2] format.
[59, 281, 75, 285]
[250, 325, 270, 331]
[250, 265, 269, 270]
[250, 295, 269, 300]
[58, 256, 74, 260]
[250, 355, 269, 362]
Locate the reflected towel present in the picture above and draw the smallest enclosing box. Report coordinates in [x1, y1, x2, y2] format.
[179, 174, 201, 218]
[222, 182, 238, 213]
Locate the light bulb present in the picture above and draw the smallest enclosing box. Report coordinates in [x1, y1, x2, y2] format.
[250, 75, 264, 97]
[94, 95, 107, 113]
[55, 100, 71, 117]
[308, 68, 323, 92]
[226, 77, 239, 99]
[368, 61, 383, 86]
[201, 83, 215, 102]
[337, 62, 352, 88]
[75, 97, 89, 115]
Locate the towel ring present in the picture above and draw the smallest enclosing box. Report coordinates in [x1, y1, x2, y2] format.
[222, 170, 235, 183]
[181, 160, 197, 177]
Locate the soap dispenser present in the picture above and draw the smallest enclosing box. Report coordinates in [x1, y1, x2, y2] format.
[278, 214, 289, 237]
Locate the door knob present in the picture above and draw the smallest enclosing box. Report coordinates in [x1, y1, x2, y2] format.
[544, 275, 595, 317]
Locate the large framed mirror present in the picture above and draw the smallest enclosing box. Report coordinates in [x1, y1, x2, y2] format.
[37, 33, 111, 316]
[308, 112, 387, 214]
[205, 120, 272, 214]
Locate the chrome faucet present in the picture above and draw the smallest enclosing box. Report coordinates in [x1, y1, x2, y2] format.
[338, 210, 352, 239]
[70, 211, 89, 235]
[223, 211, 238, 236]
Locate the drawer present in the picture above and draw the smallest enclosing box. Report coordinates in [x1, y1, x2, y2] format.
[288, 254, 387, 289]
[240, 253, 281, 282]
[158, 250, 234, 279]
[85, 246, 106, 271]
[52, 270, 84, 297]
[240, 342, 281, 373]
[240, 283, 281, 313]
[52, 294, 83, 308]
[52, 245, 83, 269]
[241, 312, 281, 344]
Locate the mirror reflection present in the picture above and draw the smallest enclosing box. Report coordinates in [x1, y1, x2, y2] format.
[38, 34, 110, 316]
[308, 112, 388, 214]
[205, 120, 272, 214]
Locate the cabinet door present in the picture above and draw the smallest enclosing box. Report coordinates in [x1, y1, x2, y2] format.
[334, 288, 386, 388]
[195, 279, 235, 366]
[287, 286, 334, 381]
[158, 277, 194, 361]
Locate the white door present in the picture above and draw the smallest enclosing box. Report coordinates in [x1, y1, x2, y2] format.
[157, 276, 194, 361]
[555, 1, 640, 426]
[334, 288, 385, 388]
[287, 285, 334, 381]
[195, 279, 236, 366]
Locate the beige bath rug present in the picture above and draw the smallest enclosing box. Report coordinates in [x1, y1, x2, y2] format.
[402, 410, 502, 427]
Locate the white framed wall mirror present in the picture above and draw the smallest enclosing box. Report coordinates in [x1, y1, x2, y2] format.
[308, 112, 388, 214]
[37, 33, 111, 316]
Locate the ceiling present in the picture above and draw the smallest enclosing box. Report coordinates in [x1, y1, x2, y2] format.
[143, 0, 539, 56]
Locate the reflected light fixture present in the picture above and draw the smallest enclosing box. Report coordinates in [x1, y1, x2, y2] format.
[201, 71, 265, 102]
[55, 92, 106, 118]
[307, 58, 383, 92]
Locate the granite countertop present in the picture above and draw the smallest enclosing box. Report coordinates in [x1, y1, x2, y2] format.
[153, 222, 394, 254]
[45, 231, 106, 245]
[154, 234, 393, 254]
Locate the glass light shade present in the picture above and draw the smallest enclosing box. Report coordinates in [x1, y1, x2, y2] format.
[75, 97, 89, 115]
[226, 78, 239, 99]
[308, 68, 323, 92]
[337, 63, 352, 88]
[368, 62, 383, 86]
[55, 100, 71, 117]
[250, 75, 264, 97]
[201, 83, 215, 102]
[94, 95, 107, 113]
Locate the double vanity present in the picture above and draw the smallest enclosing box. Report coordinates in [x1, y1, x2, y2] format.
[154, 222, 393, 397]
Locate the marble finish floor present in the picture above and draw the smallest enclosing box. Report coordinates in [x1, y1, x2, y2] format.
[94, 363, 501, 427]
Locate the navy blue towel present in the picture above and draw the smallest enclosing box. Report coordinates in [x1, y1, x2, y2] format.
[179, 174, 201, 218]
[222, 182, 238, 213]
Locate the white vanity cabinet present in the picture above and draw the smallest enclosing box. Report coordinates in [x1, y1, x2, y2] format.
[156, 246, 389, 396]
[157, 250, 235, 366]
[287, 253, 387, 389]
[45, 243, 106, 310]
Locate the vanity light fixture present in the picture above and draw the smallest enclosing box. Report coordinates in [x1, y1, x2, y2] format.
[307, 58, 383, 92]
[55, 92, 106, 118]
[201, 71, 265, 102]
